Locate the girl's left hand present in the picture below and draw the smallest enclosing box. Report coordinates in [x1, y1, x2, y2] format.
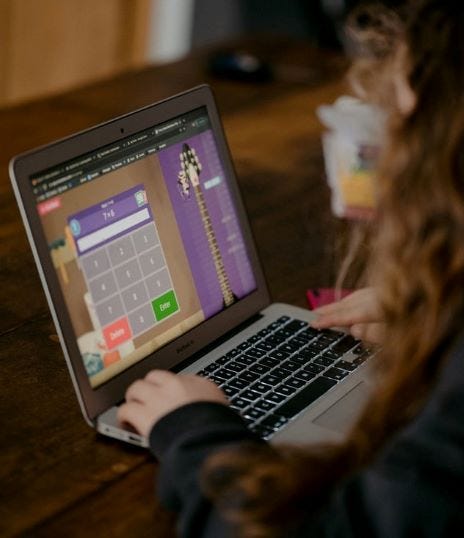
[311, 287, 385, 344]
[117, 370, 228, 438]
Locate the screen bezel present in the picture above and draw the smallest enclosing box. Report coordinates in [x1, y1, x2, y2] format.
[10, 85, 270, 421]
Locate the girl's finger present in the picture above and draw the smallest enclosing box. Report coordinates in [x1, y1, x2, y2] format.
[350, 322, 385, 344]
[125, 379, 158, 404]
[145, 369, 176, 385]
[117, 401, 150, 436]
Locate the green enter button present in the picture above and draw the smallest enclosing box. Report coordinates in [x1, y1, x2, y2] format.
[152, 289, 179, 321]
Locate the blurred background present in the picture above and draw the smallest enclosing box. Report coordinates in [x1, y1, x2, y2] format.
[0, 0, 364, 108]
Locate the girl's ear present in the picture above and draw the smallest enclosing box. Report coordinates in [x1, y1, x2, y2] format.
[393, 45, 417, 116]
[394, 72, 417, 116]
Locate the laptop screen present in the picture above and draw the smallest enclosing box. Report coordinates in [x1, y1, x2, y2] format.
[30, 107, 257, 388]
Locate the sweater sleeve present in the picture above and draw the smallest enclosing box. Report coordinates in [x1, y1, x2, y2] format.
[149, 401, 263, 538]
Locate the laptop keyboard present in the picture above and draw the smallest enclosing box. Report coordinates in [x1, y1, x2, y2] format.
[197, 316, 373, 439]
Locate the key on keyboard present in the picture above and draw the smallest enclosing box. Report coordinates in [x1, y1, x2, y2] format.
[274, 377, 337, 419]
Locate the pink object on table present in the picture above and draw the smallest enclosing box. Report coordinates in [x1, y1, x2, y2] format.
[306, 288, 352, 310]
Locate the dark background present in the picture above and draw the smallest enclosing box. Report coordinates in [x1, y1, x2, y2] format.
[192, 0, 366, 51]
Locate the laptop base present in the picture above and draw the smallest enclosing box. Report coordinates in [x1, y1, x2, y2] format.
[96, 302, 376, 448]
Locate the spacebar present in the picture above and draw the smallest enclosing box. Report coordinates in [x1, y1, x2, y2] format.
[275, 377, 337, 419]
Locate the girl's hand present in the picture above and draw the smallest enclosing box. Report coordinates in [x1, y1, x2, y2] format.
[311, 287, 384, 344]
[117, 370, 228, 438]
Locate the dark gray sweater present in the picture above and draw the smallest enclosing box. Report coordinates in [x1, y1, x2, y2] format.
[149, 337, 464, 537]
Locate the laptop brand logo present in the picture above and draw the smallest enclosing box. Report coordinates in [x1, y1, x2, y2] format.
[176, 339, 194, 354]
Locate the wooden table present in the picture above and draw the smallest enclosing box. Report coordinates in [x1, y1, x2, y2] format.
[0, 39, 347, 537]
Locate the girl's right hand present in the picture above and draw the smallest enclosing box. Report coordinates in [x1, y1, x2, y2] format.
[117, 370, 228, 438]
[310, 287, 385, 344]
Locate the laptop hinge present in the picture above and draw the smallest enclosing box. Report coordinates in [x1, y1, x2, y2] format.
[171, 312, 263, 373]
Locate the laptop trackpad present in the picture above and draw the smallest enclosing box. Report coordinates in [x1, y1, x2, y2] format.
[313, 381, 370, 434]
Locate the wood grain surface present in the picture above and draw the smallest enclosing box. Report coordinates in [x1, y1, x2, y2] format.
[0, 39, 347, 537]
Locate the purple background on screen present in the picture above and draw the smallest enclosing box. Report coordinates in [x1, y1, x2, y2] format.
[158, 130, 256, 317]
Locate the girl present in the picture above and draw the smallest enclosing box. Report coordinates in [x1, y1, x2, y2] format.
[119, 1, 464, 535]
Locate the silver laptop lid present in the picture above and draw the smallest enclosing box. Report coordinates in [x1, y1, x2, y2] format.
[9, 85, 270, 422]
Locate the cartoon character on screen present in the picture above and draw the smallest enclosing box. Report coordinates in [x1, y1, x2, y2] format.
[177, 162, 191, 200]
[178, 143, 236, 308]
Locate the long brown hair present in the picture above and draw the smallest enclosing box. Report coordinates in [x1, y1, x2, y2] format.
[200, 2, 464, 536]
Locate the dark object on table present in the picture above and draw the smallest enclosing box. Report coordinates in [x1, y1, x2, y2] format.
[208, 51, 274, 83]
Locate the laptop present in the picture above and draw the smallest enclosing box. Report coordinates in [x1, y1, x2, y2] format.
[9, 85, 376, 448]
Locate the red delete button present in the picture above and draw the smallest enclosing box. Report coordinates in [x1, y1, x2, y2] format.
[103, 317, 132, 350]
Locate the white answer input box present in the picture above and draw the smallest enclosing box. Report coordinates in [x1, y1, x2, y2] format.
[77, 208, 150, 253]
